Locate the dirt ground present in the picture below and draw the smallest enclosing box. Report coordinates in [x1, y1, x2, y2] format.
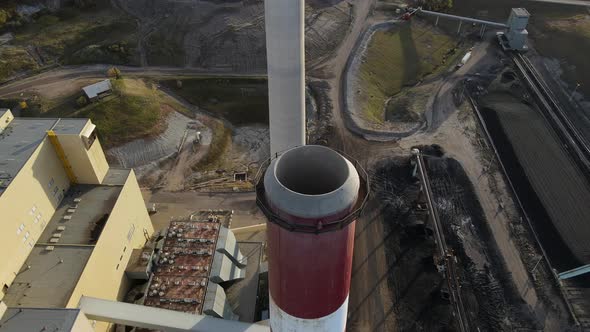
[310, 0, 575, 324]
[111, 0, 351, 71]
[2, 0, 588, 330]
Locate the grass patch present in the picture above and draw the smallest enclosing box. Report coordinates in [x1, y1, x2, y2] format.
[9, 79, 180, 148]
[163, 78, 269, 125]
[193, 120, 232, 171]
[75, 79, 162, 147]
[0, 46, 39, 81]
[12, 8, 137, 65]
[358, 20, 459, 124]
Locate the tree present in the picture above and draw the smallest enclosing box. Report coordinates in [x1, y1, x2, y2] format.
[107, 67, 122, 79]
[19, 101, 27, 110]
[76, 96, 88, 107]
[0, 10, 9, 26]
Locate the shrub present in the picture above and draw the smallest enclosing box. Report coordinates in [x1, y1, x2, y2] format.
[76, 95, 88, 107]
[107, 67, 122, 79]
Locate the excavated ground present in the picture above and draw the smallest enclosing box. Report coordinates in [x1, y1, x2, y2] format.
[111, 0, 352, 71]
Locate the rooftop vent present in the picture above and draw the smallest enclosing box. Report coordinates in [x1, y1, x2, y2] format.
[45, 246, 55, 251]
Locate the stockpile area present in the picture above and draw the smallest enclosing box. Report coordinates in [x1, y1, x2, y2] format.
[348, 150, 536, 331]
[425, 154, 538, 330]
[348, 157, 448, 332]
[478, 86, 590, 270]
[113, 0, 351, 71]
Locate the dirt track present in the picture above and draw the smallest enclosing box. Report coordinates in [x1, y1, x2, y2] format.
[0, 65, 265, 98]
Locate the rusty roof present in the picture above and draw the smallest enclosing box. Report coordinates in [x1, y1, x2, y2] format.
[144, 211, 230, 314]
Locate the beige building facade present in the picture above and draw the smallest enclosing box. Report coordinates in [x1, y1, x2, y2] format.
[0, 109, 154, 332]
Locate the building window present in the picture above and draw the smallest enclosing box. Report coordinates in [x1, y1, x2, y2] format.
[52, 186, 58, 196]
[48, 178, 54, 189]
[116, 264, 119, 270]
[123, 246, 127, 252]
[17, 223, 24, 235]
[127, 224, 135, 242]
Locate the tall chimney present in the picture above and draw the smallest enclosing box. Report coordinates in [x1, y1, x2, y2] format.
[257, 145, 366, 331]
[264, 0, 306, 156]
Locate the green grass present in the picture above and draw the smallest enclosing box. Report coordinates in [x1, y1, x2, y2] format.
[12, 8, 137, 65]
[358, 21, 458, 124]
[0, 46, 39, 81]
[193, 120, 232, 171]
[163, 78, 269, 125]
[12, 79, 171, 148]
[75, 79, 162, 147]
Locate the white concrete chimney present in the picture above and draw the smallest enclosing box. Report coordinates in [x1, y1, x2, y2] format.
[264, 0, 306, 157]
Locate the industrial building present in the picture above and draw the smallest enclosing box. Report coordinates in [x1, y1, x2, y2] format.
[141, 212, 246, 321]
[82, 79, 113, 102]
[0, 304, 95, 332]
[0, 297, 270, 332]
[0, 109, 154, 331]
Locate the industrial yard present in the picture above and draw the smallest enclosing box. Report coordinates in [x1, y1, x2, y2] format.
[1, 0, 590, 331]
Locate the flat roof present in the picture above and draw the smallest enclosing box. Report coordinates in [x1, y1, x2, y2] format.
[4, 182, 127, 308]
[0, 308, 82, 331]
[3, 246, 94, 308]
[38, 184, 123, 245]
[512, 8, 530, 17]
[0, 117, 88, 196]
[102, 168, 131, 186]
[52, 118, 89, 135]
[224, 242, 263, 322]
[144, 212, 228, 314]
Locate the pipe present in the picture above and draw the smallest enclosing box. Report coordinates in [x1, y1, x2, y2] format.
[418, 9, 508, 28]
[78, 296, 270, 332]
[264, 0, 306, 157]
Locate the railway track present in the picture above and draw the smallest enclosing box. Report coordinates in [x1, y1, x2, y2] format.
[511, 52, 590, 176]
[413, 150, 471, 332]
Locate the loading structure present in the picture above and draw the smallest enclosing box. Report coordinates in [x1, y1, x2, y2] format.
[256, 146, 369, 331]
[411, 148, 470, 332]
[405, 7, 530, 51]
